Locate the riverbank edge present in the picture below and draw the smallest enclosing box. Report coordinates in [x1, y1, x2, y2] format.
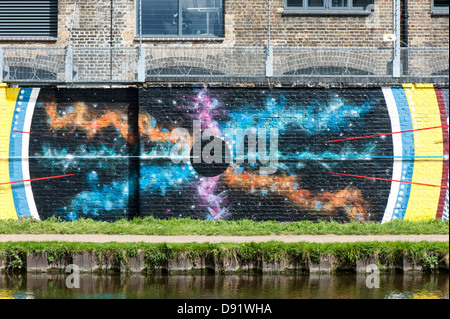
[0, 241, 448, 274]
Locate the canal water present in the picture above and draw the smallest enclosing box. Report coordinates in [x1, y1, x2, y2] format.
[0, 273, 448, 299]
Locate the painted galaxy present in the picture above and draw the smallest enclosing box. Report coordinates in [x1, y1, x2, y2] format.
[27, 88, 393, 221]
[138, 87, 393, 222]
[2, 86, 446, 222]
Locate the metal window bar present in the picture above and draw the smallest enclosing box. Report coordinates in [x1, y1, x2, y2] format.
[400, 47, 449, 77]
[144, 46, 267, 81]
[0, 46, 448, 84]
[0, 46, 66, 83]
[272, 47, 394, 77]
[70, 47, 139, 83]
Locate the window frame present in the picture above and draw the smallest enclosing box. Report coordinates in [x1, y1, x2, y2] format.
[136, 0, 225, 39]
[0, 0, 58, 41]
[283, 0, 374, 15]
[431, 0, 449, 15]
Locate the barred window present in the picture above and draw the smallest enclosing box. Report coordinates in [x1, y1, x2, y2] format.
[0, 0, 58, 39]
[432, 0, 449, 14]
[285, 0, 374, 13]
[137, 0, 224, 38]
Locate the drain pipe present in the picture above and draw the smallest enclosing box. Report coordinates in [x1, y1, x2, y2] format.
[403, 0, 408, 47]
[65, 0, 78, 84]
[130, 0, 142, 220]
[0, 47, 3, 83]
[266, 0, 273, 78]
[392, 0, 401, 77]
[67, 0, 78, 45]
[110, 0, 114, 86]
[402, 0, 409, 74]
[137, 0, 146, 82]
[267, 0, 271, 47]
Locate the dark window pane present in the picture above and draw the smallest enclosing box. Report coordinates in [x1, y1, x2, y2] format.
[353, 0, 373, 9]
[434, 0, 449, 7]
[181, 0, 223, 36]
[0, 0, 58, 37]
[308, 0, 324, 7]
[139, 0, 223, 37]
[140, 0, 179, 36]
[287, 0, 303, 7]
[331, 0, 348, 7]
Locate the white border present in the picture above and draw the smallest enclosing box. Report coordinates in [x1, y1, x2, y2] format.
[381, 87, 403, 223]
[22, 88, 40, 220]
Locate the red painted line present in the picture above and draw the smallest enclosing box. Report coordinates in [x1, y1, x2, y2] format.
[323, 125, 449, 143]
[0, 174, 74, 186]
[327, 172, 448, 189]
[435, 88, 449, 219]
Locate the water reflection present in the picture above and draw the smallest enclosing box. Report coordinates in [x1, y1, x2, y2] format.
[0, 273, 448, 299]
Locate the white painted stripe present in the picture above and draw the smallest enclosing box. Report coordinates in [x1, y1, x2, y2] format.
[22, 88, 40, 220]
[382, 87, 403, 223]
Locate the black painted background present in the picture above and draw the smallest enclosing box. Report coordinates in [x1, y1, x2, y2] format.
[28, 87, 392, 222]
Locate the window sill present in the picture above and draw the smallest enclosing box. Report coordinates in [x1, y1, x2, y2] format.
[282, 9, 372, 16]
[134, 36, 225, 42]
[0, 36, 57, 42]
[431, 9, 449, 16]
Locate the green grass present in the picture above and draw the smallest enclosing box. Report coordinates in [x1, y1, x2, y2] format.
[0, 216, 448, 236]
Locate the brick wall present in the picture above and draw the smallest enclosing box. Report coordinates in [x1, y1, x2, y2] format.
[407, 0, 449, 47]
[28, 88, 139, 221]
[61, 0, 136, 47]
[0, 0, 447, 48]
[233, 0, 394, 47]
[137, 87, 394, 222]
[1, 86, 448, 222]
[0, 0, 447, 83]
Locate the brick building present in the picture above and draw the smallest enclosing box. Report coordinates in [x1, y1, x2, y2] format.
[0, 1, 448, 223]
[0, 0, 448, 85]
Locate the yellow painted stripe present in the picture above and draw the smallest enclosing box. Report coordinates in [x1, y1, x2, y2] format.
[0, 289, 14, 299]
[403, 84, 444, 221]
[0, 86, 20, 220]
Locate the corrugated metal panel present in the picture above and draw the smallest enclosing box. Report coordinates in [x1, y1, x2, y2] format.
[0, 0, 57, 37]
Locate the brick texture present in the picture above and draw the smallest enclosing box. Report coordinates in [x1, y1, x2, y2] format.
[0, 86, 448, 222]
[0, 0, 447, 48]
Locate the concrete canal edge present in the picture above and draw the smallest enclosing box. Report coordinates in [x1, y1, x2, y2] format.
[0, 234, 448, 243]
[0, 239, 448, 274]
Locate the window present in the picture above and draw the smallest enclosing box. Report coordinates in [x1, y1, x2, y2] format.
[284, 0, 374, 14]
[0, 0, 58, 39]
[137, 0, 224, 38]
[432, 0, 449, 15]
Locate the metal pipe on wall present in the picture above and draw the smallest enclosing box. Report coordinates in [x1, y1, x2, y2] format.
[267, 0, 271, 47]
[68, 0, 78, 46]
[402, 0, 409, 74]
[266, 0, 273, 77]
[392, 0, 401, 77]
[403, 0, 408, 47]
[110, 0, 114, 85]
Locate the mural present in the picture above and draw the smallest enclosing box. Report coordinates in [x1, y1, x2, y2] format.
[0, 85, 448, 222]
[1, 88, 138, 221]
[138, 88, 392, 222]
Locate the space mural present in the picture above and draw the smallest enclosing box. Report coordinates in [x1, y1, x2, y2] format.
[0, 85, 448, 222]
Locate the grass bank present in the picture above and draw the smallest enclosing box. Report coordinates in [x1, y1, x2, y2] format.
[0, 241, 448, 274]
[0, 217, 448, 236]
